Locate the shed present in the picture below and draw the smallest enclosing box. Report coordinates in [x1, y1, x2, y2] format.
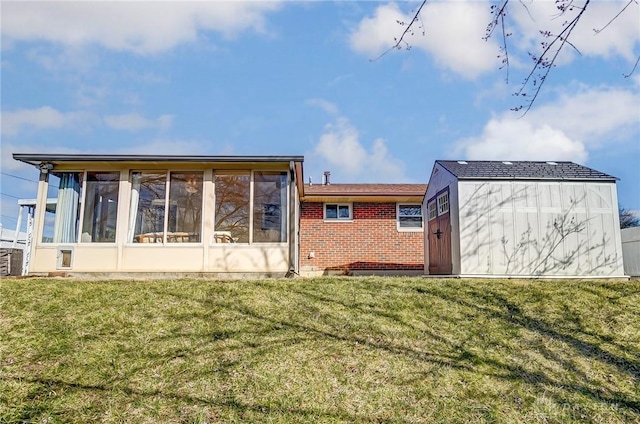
[424, 160, 625, 277]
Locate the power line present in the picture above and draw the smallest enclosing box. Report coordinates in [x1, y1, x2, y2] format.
[1, 172, 38, 183]
[1, 215, 19, 222]
[1, 193, 21, 199]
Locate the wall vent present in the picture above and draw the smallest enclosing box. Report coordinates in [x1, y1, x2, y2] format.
[57, 247, 74, 269]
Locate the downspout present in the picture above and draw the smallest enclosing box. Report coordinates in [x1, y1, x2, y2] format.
[287, 161, 298, 277]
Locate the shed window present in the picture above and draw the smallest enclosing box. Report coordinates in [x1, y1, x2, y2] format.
[437, 192, 449, 215]
[397, 204, 423, 230]
[428, 201, 437, 221]
[325, 204, 352, 220]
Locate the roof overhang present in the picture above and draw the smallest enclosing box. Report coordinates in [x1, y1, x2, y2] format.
[13, 153, 304, 167]
[302, 194, 425, 203]
[302, 184, 427, 203]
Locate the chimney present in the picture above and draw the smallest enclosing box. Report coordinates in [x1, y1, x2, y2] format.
[323, 171, 331, 185]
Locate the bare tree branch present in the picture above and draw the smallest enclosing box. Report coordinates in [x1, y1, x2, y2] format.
[371, 0, 428, 62]
[384, 0, 637, 112]
[593, 0, 640, 78]
[512, 1, 591, 115]
[624, 55, 640, 78]
[593, 0, 636, 34]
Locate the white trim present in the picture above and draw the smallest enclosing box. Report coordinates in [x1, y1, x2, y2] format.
[397, 203, 423, 231]
[324, 203, 352, 220]
[56, 246, 74, 269]
[437, 191, 449, 215]
[428, 200, 437, 221]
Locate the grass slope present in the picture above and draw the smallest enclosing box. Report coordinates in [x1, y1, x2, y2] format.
[1, 277, 639, 423]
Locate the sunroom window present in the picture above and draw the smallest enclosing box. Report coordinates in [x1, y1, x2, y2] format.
[253, 172, 287, 243]
[168, 172, 203, 242]
[214, 171, 288, 243]
[214, 172, 250, 243]
[128, 171, 203, 243]
[42, 172, 82, 243]
[81, 172, 119, 242]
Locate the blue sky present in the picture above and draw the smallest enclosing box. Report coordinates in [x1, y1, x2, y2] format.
[1, 1, 639, 231]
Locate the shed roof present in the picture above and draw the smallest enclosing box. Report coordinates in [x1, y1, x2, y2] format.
[436, 160, 617, 182]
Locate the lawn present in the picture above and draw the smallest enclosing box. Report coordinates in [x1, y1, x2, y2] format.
[0, 277, 638, 423]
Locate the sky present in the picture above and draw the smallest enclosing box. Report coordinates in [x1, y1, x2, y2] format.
[1, 0, 639, 232]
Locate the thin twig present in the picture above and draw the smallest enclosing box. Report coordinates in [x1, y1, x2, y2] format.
[370, 0, 428, 62]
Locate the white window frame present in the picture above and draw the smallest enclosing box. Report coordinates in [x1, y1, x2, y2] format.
[428, 200, 437, 221]
[212, 170, 289, 245]
[324, 203, 352, 221]
[397, 203, 423, 231]
[437, 191, 449, 215]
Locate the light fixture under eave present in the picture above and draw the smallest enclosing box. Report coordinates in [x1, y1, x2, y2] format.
[38, 162, 54, 174]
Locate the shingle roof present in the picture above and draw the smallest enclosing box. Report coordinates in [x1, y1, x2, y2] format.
[436, 160, 617, 181]
[304, 183, 427, 197]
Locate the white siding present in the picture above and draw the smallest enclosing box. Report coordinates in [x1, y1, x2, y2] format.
[424, 163, 459, 274]
[458, 180, 624, 277]
[621, 227, 640, 276]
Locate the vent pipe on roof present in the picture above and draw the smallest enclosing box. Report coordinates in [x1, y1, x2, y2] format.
[323, 171, 331, 185]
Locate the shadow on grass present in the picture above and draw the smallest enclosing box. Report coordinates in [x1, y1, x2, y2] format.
[4, 278, 639, 422]
[149, 280, 640, 415]
[405, 282, 640, 414]
[1, 375, 384, 423]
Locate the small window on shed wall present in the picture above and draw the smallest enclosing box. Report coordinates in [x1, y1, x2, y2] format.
[324, 203, 352, 220]
[437, 192, 449, 215]
[428, 201, 437, 220]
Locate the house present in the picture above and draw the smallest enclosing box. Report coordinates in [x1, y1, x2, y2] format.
[299, 178, 426, 276]
[12, 154, 304, 276]
[425, 160, 626, 277]
[621, 227, 640, 277]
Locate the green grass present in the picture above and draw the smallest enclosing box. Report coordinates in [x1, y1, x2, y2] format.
[1, 277, 638, 423]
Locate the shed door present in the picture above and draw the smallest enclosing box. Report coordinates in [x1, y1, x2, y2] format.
[428, 190, 452, 275]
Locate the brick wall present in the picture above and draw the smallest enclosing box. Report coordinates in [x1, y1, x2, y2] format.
[299, 202, 424, 274]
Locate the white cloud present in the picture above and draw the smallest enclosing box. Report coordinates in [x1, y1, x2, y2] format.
[306, 98, 339, 115]
[454, 85, 639, 163]
[349, 2, 500, 79]
[104, 113, 174, 131]
[2, 107, 175, 136]
[525, 86, 640, 146]
[1, 1, 283, 54]
[115, 138, 211, 156]
[1, 106, 92, 137]
[310, 116, 407, 182]
[1, 141, 83, 174]
[455, 119, 588, 163]
[510, 1, 640, 64]
[349, 1, 639, 79]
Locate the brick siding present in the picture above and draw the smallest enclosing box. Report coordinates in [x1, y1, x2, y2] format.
[299, 202, 424, 274]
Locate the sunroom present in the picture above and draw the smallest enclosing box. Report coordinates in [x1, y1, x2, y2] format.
[13, 154, 304, 276]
